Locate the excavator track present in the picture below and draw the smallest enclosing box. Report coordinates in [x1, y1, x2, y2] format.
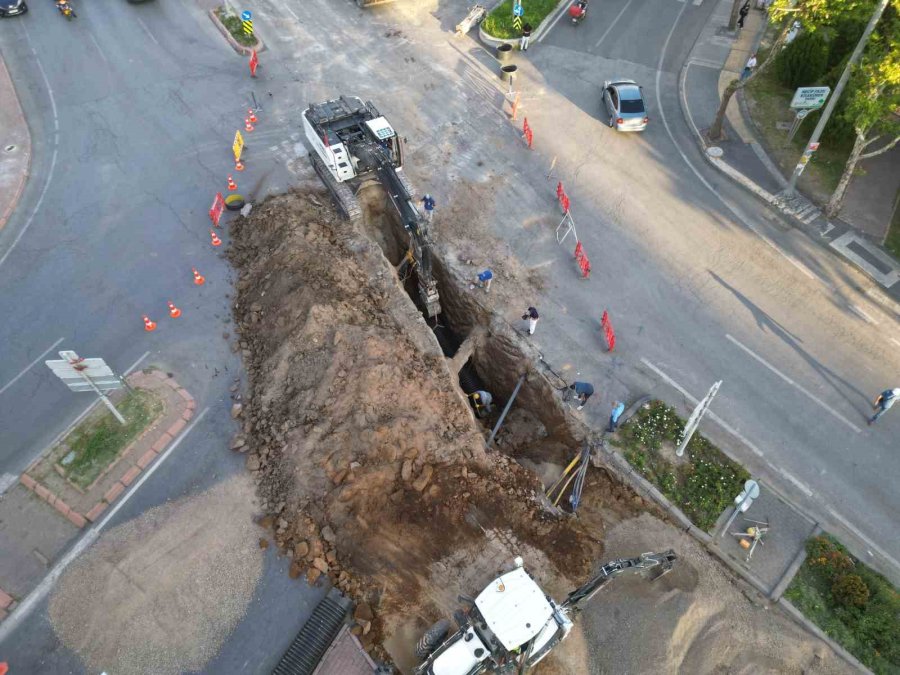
[310, 154, 362, 225]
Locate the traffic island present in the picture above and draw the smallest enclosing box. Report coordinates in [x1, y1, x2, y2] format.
[210, 5, 263, 56]
[19, 370, 196, 528]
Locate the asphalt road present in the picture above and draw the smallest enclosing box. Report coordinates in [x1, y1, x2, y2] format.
[0, 0, 898, 669]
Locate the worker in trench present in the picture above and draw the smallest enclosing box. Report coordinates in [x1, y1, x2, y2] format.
[469, 390, 494, 418]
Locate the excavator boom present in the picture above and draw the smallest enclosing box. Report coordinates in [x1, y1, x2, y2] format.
[563, 550, 677, 611]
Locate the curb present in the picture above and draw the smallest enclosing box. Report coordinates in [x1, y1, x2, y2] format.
[778, 598, 872, 674]
[16, 371, 195, 530]
[208, 8, 265, 56]
[0, 53, 32, 235]
[478, 0, 566, 48]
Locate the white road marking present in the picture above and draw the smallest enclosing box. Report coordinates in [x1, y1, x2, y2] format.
[692, 0, 704, 6]
[784, 255, 816, 280]
[0, 26, 60, 271]
[0, 473, 17, 496]
[536, 0, 578, 44]
[639, 358, 765, 457]
[594, 0, 636, 49]
[765, 460, 813, 496]
[0, 406, 209, 640]
[88, 33, 109, 66]
[848, 303, 879, 325]
[891, 338, 900, 348]
[0, 337, 65, 396]
[137, 17, 160, 46]
[725, 334, 862, 433]
[826, 506, 900, 569]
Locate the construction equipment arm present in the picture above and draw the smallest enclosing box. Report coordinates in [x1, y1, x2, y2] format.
[562, 550, 677, 611]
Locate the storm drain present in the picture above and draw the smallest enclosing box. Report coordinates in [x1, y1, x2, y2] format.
[272, 588, 352, 675]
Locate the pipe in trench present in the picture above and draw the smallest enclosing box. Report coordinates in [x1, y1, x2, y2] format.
[487, 373, 527, 448]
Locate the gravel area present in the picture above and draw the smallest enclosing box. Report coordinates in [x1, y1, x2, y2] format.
[49, 474, 263, 675]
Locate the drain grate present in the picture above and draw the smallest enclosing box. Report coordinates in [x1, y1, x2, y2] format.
[272, 588, 352, 675]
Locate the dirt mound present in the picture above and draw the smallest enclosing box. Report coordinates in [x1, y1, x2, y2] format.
[228, 190, 601, 660]
[49, 474, 263, 675]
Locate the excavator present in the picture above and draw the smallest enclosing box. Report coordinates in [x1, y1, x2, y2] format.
[414, 550, 678, 674]
[302, 96, 441, 318]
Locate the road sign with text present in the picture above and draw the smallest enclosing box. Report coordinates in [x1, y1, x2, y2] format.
[790, 86, 830, 110]
[46, 351, 123, 393]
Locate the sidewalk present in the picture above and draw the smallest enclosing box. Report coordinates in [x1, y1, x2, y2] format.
[680, 0, 900, 296]
[0, 53, 31, 234]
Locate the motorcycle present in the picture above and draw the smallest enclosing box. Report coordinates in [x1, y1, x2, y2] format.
[569, 0, 587, 24]
[56, 0, 75, 19]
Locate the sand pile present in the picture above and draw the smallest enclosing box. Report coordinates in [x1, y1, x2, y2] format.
[49, 474, 263, 675]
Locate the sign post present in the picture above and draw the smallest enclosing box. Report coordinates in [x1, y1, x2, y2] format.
[785, 108, 810, 144]
[45, 351, 126, 424]
[676, 380, 722, 457]
[209, 192, 225, 226]
[232, 130, 244, 163]
[512, 0, 523, 31]
[241, 10, 253, 36]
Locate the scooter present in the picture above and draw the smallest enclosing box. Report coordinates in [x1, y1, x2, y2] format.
[569, 0, 587, 24]
[56, 0, 76, 19]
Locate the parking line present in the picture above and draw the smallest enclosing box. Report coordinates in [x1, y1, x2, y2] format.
[725, 334, 861, 433]
[0, 406, 210, 640]
[0, 337, 64, 396]
[594, 0, 636, 49]
[137, 17, 160, 46]
[848, 303, 879, 325]
[640, 357, 765, 457]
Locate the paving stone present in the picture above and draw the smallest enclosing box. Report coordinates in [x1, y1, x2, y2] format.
[103, 482, 125, 504]
[137, 449, 158, 469]
[67, 511, 87, 529]
[120, 466, 141, 486]
[86, 502, 108, 522]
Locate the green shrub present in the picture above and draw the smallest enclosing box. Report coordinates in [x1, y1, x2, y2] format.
[481, 0, 559, 40]
[806, 534, 854, 579]
[776, 31, 831, 89]
[832, 574, 869, 608]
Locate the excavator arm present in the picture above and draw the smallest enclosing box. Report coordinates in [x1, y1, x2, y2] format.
[562, 550, 677, 612]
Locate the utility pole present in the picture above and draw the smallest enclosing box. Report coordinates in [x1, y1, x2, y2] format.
[785, 0, 890, 194]
[676, 381, 722, 457]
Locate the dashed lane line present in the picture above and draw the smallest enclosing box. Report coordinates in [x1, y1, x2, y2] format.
[0, 337, 64, 396]
[725, 334, 862, 433]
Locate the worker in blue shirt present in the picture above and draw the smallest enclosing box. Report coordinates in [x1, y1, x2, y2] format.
[421, 194, 435, 222]
[608, 401, 625, 431]
[568, 382, 594, 410]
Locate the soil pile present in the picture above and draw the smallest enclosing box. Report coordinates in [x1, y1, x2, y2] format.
[49, 474, 263, 675]
[228, 190, 600, 659]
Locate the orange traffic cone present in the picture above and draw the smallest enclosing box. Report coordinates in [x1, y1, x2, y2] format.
[244, 118, 254, 132]
[248, 109, 258, 124]
[210, 230, 222, 247]
[167, 301, 182, 318]
[235, 158, 245, 171]
[227, 175, 237, 191]
[142, 315, 157, 332]
[192, 267, 206, 285]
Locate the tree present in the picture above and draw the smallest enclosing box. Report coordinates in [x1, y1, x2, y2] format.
[709, 0, 879, 141]
[825, 6, 900, 218]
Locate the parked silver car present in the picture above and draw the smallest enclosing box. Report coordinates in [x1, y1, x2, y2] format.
[602, 80, 648, 132]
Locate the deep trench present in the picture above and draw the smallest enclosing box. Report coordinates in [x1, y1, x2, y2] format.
[360, 185, 578, 466]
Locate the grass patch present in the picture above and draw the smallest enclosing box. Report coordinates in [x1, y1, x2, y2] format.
[785, 534, 900, 674]
[613, 401, 750, 531]
[60, 388, 163, 490]
[743, 69, 851, 205]
[884, 192, 900, 259]
[215, 6, 259, 47]
[481, 0, 560, 39]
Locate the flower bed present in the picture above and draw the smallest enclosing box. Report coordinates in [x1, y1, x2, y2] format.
[613, 400, 749, 531]
[785, 535, 900, 674]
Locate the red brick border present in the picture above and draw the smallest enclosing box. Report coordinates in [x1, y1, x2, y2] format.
[17, 373, 195, 529]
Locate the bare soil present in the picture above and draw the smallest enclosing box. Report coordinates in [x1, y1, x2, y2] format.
[227, 188, 641, 666]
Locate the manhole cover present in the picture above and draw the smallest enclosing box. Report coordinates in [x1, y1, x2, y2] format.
[4, 145, 16, 153]
[706, 146, 724, 158]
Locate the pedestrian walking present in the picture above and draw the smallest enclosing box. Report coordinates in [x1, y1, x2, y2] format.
[737, 1, 750, 28]
[741, 53, 758, 80]
[520, 23, 532, 51]
[472, 269, 493, 292]
[420, 193, 435, 223]
[566, 381, 594, 410]
[869, 387, 900, 425]
[522, 306, 539, 335]
[608, 401, 625, 432]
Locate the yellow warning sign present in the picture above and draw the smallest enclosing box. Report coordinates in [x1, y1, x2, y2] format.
[233, 130, 244, 162]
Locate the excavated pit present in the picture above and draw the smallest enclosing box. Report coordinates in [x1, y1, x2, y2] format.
[227, 187, 632, 670]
